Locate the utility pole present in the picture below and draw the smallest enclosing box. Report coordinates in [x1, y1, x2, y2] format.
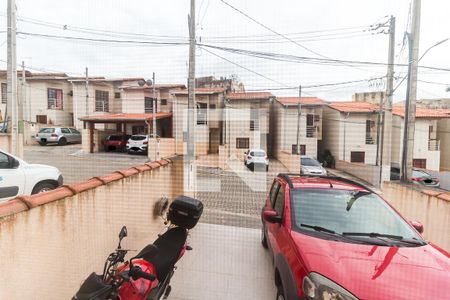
[401, 0, 421, 182]
[6, 0, 18, 156]
[186, 0, 196, 194]
[85, 67, 89, 118]
[152, 72, 158, 160]
[21, 61, 26, 122]
[379, 16, 395, 187]
[296, 85, 302, 155]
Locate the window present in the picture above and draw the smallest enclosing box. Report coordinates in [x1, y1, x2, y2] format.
[351, 151, 365, 163]
[70, 128, 81, 135]
[413, 159, 427, 169]
[115, 92, 121, 99]
[250, 109, 259, 131]
[197, 102, 207, 125]
[145, 97, 157, 113]
[429, 125, 433, 140]
[269, 181, 280, 207]
[0, 151, 11, 169]
[161, 99, 167, 105]
[61, 128, 71, 134]
[365, 120, 375, 144]
[292, 144, 306, 155]
[236, 138, 249, 149]
[132, 126, 145, 135]
[314, 114, 320, 122]
[36, 115, 47, 124]
[274, 186, 285, 217]
[95, 90, 109, 112]
[210, 104, 216, 109]
[47, 88, 63, 110]
[1, 83, 6, 104]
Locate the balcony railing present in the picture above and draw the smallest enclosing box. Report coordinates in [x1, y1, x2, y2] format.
[306, 125, 316, 138]
[365, 136, 376, 145]
[428, 139, 440, 151]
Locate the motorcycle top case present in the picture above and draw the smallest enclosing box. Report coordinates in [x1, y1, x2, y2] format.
[168, 196, 203, 229]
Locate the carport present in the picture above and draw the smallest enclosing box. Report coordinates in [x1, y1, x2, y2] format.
[79, 113, 172, 153]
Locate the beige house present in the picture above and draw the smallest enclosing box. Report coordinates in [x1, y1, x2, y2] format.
[322, 102, 380, 165]
[391, 106, 450, 171]
[273, 97, 326, 159]
[224, 92, 274, 158]
[171, 88, 226, 155]
[1, 71, 73, 127]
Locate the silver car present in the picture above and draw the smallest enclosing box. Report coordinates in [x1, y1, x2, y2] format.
[35, 127, 82, 146]
[300, 155, 327, 175]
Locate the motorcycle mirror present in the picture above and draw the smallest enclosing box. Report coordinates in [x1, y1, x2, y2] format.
[119, 226, 128, 241]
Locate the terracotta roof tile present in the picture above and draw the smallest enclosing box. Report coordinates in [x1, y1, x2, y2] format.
[0, 199, 29, 218]
[79, 112, 172, 122]
[227, 92, 274, 100]
[392, 106, 450, 118]
[277, 97, 327, 106]
[328, 101, 379, 113]
[122, 84, 186, 90]
[171, 88, 226, 95]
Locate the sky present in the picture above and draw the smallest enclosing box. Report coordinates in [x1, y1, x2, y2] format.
[0, 0, 449, 102]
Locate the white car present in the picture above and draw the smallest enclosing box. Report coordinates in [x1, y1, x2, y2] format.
[244, 149, 269, 171]
[300, 155, 327, 175]
[0, 149, 63, 202]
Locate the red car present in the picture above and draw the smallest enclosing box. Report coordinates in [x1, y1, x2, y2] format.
[261, 174, 450, 300]
[103, 134, 131, 152]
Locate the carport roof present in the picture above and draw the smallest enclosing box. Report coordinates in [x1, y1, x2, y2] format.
[79, 112, 172, 122]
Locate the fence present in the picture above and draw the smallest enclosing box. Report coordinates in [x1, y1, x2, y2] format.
[0, 157, 183, 299]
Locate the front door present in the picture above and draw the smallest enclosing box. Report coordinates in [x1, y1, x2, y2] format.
[209, 128, 220, 154]
[0, 152, 25, 201]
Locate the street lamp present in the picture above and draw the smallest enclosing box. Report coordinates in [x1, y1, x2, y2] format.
[138, 73, 158, 161]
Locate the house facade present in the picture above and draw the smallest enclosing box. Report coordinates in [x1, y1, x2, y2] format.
[322, 102, 380, 165]
[171, 88, 226, 155]
[273, 97, 325, 159]
[391, 106, 450, 171]
[224, 92, 274, 158]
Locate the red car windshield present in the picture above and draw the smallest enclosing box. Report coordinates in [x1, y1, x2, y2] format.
[290, 188, 422, 243]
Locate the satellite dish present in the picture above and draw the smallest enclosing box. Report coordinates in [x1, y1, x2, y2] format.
[146, 79, 153, 86]
[138, 79, 146, 87]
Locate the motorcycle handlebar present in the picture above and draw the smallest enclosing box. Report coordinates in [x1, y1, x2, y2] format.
[129, 266, 156, 282]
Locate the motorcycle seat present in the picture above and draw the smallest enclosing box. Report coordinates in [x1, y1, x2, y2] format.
[146, 227, 187, 281]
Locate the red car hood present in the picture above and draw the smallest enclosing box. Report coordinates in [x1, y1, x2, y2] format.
[292, 231, 450, 300]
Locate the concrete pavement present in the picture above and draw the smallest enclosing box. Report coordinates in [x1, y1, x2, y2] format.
[170, 222, 276, 300]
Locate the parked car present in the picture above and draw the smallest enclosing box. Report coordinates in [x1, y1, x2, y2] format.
[390, 167, 440, 187]
[261, 173, 450, 300]
[35, 127, 81, 146]
[126, 134, 160, 154]
[244, 149, 269, 171]
[103, 134, 131, 152]
[0, 122, 6, 132]
[0, 149, 63, 201]
[411, 169, 440, 187]
[300, 155, 327, 175]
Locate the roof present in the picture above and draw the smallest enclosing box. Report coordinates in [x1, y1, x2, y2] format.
[171, 88, 226, 95]
[328, 101, 379, 113]
[392, 106, 450, 118]
[122, 84, 186, 91]
[227, 92, 274, 100]
[276, 97, 327, 106]
[79, 112, 172, 122]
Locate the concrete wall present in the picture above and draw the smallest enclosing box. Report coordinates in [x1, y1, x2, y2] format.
[0, 158, 182, 300]
[277, 151, 300, 173]
[382, 182, 450, 251]
[335, 160, 381, 188]
[322, 107, 342, 160]
[0, 133, 11, 152]
[437, 119, 450, 171]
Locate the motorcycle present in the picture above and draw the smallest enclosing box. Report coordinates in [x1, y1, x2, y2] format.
[72, 195, 203, 300]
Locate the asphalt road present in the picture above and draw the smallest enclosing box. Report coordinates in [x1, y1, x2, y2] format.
[23, 144, 149, 184]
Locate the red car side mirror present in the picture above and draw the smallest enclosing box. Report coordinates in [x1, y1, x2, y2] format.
[263, 210, 282, 224]
[410, 220, 424, 234]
